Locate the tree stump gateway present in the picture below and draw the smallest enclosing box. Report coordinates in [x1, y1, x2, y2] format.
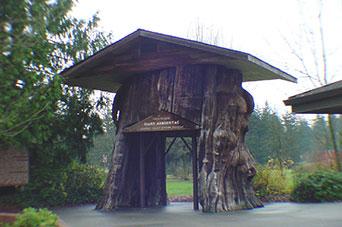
[62, 30, 296, 213]
[96, 64, 263, 212]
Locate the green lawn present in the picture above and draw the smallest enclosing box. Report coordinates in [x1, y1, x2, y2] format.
[166, 178, 192, 196]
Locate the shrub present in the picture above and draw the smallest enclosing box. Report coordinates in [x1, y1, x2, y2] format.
[65, 162, 106, 204]
[7, 163, 106, 207]
[292, 170, 342, 202]
[16, 167, 68, 207]
[294, 162, 333, 173]
[253, 164, 294, 197]
[9, 208, 58, 227]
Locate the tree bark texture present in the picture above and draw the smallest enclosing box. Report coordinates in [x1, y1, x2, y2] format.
[198, 67, 263, 212]
[96, 64, 262, 212]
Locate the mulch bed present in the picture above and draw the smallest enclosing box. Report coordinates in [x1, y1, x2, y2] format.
[259, 194, 291, 203]
[0, 213, 17, 223]
[0, 204, 22, 213]
[169, 195, 193, 202]
[169, 194, 291, 203]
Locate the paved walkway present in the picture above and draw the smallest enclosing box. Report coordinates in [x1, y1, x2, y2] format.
[55, 202, 342, 227]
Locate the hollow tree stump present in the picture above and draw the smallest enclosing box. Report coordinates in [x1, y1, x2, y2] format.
[96, 64, 262, 212]
[198, 67, 262, 212]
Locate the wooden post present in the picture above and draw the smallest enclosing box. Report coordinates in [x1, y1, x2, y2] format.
[192, 136, 199, 210]
[161, 136, 167, 205]
[139, 134, 145, 208]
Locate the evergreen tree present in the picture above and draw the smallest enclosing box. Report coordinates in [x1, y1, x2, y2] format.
[296, 119, 315, 160]
[1, 0, 112, 164]
[247, 108, 269, 163]
[312, 116, 331, 152]
[88, 99, 116, 168]
[282, 113, 300, 162]
[247, 104, 315, 165]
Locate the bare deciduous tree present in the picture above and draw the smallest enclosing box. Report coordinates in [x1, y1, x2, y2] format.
[282, 0, 341, 171]
[187, 18, 224, 46]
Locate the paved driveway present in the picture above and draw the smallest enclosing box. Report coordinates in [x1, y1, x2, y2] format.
[55, 202, 342, 227]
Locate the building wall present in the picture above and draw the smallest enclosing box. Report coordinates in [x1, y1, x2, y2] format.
[0, 148, 29, 187]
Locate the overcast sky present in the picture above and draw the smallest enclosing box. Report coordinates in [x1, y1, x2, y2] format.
[73, 0, 342, 116]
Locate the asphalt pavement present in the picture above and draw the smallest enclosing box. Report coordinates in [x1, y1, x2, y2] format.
[55, 202, 342, 227]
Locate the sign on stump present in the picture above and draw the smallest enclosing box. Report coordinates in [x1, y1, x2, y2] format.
[124, 111, 199, 133]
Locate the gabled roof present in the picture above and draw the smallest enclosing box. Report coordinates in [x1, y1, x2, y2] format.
[61, 29, 297, 92]
[284, 80, 342, 114]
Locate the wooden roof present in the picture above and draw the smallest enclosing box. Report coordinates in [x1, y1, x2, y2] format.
[61, 29, 297, 92]
[284, 80, 342, 114]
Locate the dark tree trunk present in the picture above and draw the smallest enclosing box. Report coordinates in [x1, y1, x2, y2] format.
[96, 64, 262, 212]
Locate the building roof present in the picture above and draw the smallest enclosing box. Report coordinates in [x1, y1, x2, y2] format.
[284, 80, 342, 114]
[61, 29, 297, 92]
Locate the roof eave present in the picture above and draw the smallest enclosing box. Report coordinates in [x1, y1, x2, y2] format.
[61, 29, 297, 90]
[284, 80, 342, 106]
[247, 56, 297, 83]
[60, 29, 143, 79]
[139, 29, 296, 83]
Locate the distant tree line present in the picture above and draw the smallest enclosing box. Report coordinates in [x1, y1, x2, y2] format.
[246, 103, 341, 165]
[89, 103, 341, 176]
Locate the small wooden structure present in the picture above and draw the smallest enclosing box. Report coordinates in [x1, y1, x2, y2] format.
[62, 29, 296, 212]
[0, 147, 29, 187]
[284, 80, 342, 114]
